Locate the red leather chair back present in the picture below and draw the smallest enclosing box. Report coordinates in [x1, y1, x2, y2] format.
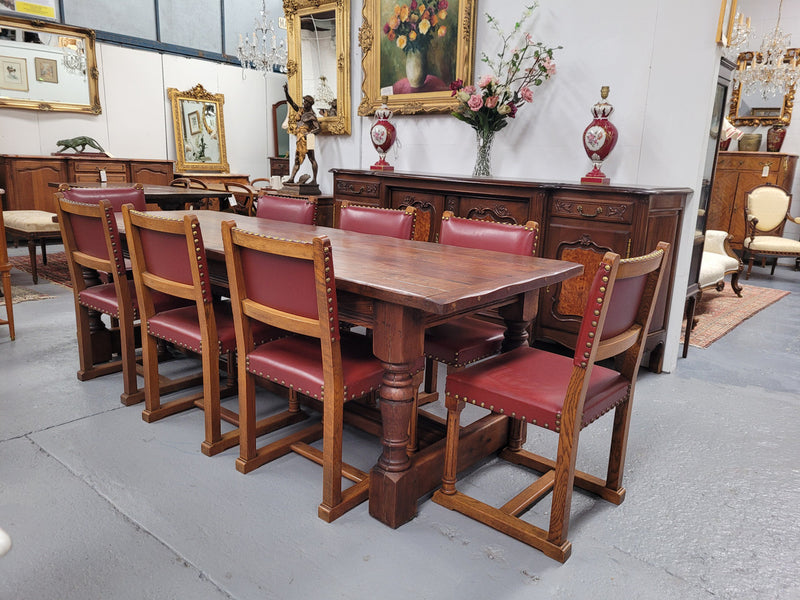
[256, 194, 317, 225]
[339, 204, 416, 240]
[57, 198, 125, 278]
[438, 212, 538, 256]
[58, 185, 147, 212]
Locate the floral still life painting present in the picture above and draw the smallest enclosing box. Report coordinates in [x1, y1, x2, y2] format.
[449, 3, 560, 176]
[380, 0, 456, 94]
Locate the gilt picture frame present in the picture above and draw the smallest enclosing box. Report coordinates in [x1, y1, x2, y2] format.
[167, 83, 229, 173]
[358, 0, 477, 115]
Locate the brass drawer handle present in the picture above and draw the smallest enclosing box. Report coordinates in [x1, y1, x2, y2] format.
[576, 205, 602, 217]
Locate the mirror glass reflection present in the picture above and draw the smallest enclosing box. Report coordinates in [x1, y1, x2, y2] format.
[299, 11, 337, 116]
[0, 15, 100, 113]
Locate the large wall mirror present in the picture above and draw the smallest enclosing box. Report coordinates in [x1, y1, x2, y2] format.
[0, 15, 100, 113]
[728, 49, 797, 126]
[168, 83, 230, 173]
[285, 0, 350, 135]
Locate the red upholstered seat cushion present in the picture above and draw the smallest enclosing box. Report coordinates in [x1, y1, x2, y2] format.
[445, 346, 631, 432]
[424, 316, 505, 368]
[147, 301, 279, 354]
[78, 279, 187, 319]
[245, 332, 385, 401]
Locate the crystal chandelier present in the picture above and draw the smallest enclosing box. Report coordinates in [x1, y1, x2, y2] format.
[309, 15, 335, 111]
[237, 0, 287, 76]
[723, 12, 753, 58]
[60, 37, 86, 76]
[733, 0, 800, 100]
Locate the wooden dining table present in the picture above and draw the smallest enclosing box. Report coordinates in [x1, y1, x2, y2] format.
[115, 210, 583, 528]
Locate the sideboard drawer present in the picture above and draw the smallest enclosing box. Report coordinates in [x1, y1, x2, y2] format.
[71, 161, 128, 183]
[716, 153, 784, 173]
[335, 177, 381, 199]
[550, 193, 634, 224]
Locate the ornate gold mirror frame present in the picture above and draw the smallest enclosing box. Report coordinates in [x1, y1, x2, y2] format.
[285, 0, 351, 135]
[168, 84, 229, 173]
[0, 15, 100, 114]
[728, 49, 797, 126]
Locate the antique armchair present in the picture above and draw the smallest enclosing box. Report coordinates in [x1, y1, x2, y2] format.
[698, 230, 743, 295]
[223, 182, 257, 216]
[255, 193, 318, 225]
[743, 183, 800, 279]
[170, 177, 212, 210]
[222, 222, 385, 522]
[57, 183, 147, 212]
[433, 242, 670, 562]
[121, 207, 280, 455]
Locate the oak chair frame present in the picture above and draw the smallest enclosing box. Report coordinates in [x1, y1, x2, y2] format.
[0, 194, 14, 340]
[433, 242, 670, 562]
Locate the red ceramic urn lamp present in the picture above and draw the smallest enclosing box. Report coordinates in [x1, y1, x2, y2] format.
[370, 96, 397, 171]
[581, 86, 618, 184]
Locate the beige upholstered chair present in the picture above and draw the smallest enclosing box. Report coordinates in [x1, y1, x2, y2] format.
[743, 184, 800, 279]
[698, 230, 743, 295]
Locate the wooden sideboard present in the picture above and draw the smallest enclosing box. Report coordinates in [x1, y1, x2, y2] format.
[331, 168, 691, 371]
[707, 151, 798, 249]
[0, 154, 174, 213]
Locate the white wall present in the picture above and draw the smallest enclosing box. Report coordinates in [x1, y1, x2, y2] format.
[0, 0, 732, 371]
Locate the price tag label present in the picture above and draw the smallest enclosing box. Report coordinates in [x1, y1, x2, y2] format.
[762, 165, 770, 177]
[228, 195, 237, 207]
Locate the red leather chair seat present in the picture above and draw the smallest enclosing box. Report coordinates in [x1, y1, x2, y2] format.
[246, 332, 385, 401]
[79, 279, 186, 319]
[147, 302, 279, 354]
[445, 346, 630, 431]
[424, 316, 505, 368]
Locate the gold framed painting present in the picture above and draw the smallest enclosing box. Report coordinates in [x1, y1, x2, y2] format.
[35, 57, 58, 83]
[358, 0, 477, 115]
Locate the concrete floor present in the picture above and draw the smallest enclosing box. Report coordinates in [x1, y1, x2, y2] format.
[1, 246, 798, 600]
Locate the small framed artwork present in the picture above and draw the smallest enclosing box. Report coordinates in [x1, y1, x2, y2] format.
[0, 55, 29, 92]
[34, 57, 58, 83]
[187, 110, 201, 135]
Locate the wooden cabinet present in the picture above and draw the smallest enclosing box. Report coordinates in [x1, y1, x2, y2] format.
[0, 154, 174, 212]
[332, 169, 690, 371]
[269, 157, 289, 177]
[707, 151, 797, 249]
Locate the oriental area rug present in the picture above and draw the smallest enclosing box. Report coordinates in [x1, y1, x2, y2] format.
[9, 252, 72, 287]
[682, 284, 790, 349]
[0, 285, 53, 306]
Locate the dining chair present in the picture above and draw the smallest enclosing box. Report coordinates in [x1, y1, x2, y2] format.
[121, 206, 281, 455]
[221, 221, 386, 522]
[337, 201, 417, 239]
[223, 182, 257, 216]
[415, 212, 539, 450]
[57, 197, 197, 405]
[255, 193, 318, 225]
[170, 177, 211, 210]
[432, 242, 670, 562]
[0, 191, 14, 340]
[56, 183, 147, 212]
[742, 183, 800, 279]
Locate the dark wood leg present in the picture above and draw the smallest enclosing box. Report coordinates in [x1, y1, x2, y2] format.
[27, 238, 38, 284]
[41, 239, 48, 265]
[682, 294, 697, 359]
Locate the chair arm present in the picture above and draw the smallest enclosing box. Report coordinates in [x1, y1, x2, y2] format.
[789, 213, 800, 225]
[704, 230, 735, 258]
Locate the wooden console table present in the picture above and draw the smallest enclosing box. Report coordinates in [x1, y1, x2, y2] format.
[0, 154, 174, 213]
[331, 168, 691, 372]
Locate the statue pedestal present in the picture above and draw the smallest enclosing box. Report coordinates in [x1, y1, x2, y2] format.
[281, 182, 321, 196]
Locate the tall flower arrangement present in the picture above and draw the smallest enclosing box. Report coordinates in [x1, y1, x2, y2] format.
[450, 3, 560, 176]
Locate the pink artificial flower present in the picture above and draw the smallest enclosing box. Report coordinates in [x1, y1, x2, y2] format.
[449, 78, 463, 96]
[508, 102, 518, 118]
[463, 85, 476, 95]
[544, 57, 556, 75]
[478, 74, 495, 88]
[467, 94, 483, 111]
[519, 86, 533, 103]
[485, 95, 499, 108]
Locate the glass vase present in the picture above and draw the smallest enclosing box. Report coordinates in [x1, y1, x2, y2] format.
[473, 129, 495, 178]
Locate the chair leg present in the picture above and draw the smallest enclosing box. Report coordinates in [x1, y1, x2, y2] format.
[547, 407, 582, 549]
[1, 269, 14, 340]
[118, 314, 141, 406]
[27, 238, 38, 284]
[770, 257, 777, 275]
[603, 399, 632, 504]
[439, 394, 465, 496]
[319, 393, 345, 519]
[745, 256, 754, 280]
